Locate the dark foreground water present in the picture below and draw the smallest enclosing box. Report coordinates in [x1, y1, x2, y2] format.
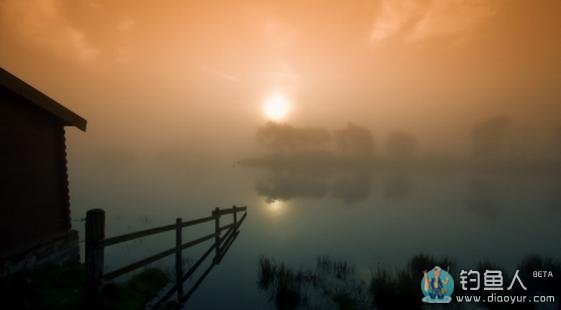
[70, 158, 561, 309]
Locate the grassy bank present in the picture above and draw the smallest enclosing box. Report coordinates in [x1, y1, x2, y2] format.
[0, 263, 170, 309]
[257, 254, 561, 310]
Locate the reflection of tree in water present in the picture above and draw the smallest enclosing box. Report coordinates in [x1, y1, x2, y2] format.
[385, 131, 417, 161]
[331, 171, 372, 203]
[255, 171, 330, 203]
[254, 168, 373, 204]
[244, 122, 561, 210]
[384, 175, 413, 199]
[253, 167, 417, 204]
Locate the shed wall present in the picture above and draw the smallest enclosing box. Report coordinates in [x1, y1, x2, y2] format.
[0, 85, 70, 258]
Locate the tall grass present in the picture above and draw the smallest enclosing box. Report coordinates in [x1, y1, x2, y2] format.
[258, 256, 366, 309]
[257, 253, 561, 309]
[369, 253, 456, 309]
[258, 256, 311, 309]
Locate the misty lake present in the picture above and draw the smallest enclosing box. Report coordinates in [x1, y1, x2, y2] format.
[4, 1, 561, 307]
[69, 153, 561, 308]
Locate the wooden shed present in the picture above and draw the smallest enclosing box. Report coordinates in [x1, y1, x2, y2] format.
[0, 67, 86, 270]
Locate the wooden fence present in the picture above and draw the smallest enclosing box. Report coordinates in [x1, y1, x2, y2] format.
[85, 206, 247, 308]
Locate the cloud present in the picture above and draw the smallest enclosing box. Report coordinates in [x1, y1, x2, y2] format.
[370, 0, 424, 41]
[200, 65, 240, 82]
[0, 0, 100, 63]
[370, 0, 498, 44]
[112, 18, 136, 63]
[116, 18, 136, 32]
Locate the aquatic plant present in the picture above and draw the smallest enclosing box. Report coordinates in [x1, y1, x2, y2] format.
[258, 256, 367, 309]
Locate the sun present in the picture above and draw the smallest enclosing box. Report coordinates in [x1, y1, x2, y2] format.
[263, 94, 290, 121]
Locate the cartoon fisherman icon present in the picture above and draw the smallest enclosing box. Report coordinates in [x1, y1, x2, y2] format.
[423, 266, 451, 301]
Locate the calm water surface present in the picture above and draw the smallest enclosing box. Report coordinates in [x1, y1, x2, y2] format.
[70, 159, 561, 308]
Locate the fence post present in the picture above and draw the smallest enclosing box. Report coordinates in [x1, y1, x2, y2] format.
[232, 205, 237, 232]
[85, 209, 105, 306]
[213, 207, 221, 264]
[175, 218, 183, 300]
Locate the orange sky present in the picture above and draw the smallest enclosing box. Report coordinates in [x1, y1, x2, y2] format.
[1, 0, 560, 159]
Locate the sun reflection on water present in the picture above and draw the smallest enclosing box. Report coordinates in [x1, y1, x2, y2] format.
[266, 200, 286, 216]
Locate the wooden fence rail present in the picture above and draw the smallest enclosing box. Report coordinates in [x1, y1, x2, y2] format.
[85, 206, 247, 308]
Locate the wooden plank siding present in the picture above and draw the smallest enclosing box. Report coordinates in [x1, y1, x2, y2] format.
[0, 85, 71, 258]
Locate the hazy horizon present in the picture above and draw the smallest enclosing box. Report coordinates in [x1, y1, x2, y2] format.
[2, 0, 561, 166]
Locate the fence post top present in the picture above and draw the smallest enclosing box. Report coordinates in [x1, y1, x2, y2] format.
[87, 209, 105, 216]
